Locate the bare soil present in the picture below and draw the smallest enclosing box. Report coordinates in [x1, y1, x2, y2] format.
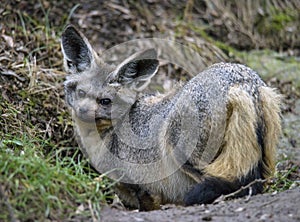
[100, 187, 300, 222]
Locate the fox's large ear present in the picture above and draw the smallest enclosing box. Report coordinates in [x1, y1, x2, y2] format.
[108, 48, 159, 91]
[61, 25, 94, 74]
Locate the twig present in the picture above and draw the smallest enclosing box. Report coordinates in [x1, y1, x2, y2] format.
[0, 68, 25, 81]
[106, 2, 131, 15]
[245, 186, 253, 202]
[0, 184, 18, 222]
[213, 178, 267, 204]
[258, 198, 279, 208]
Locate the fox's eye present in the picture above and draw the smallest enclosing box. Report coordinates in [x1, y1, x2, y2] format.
[77, 89, 86, 98]
[97, 98, 112, 106]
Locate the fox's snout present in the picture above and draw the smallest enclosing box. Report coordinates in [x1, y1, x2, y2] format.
[75, 106, 97, 122]
[73, 98, 99, 123]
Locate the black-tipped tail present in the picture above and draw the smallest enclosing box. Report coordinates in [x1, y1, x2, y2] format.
[184, 162, 264, 205]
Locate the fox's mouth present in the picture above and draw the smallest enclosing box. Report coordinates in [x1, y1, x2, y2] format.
[79, 116, 111, 123]
[75, 108, 111, 122]
[95, 118, 112, 132]
[76, 114, 97, 123]
[76, 115, 112, 130]
[95, 117, 110, 124]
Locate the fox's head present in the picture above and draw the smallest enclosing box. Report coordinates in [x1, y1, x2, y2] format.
[61, 25, 159, 127]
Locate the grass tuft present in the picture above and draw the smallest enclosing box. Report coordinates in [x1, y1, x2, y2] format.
[0, 134, 114, 221]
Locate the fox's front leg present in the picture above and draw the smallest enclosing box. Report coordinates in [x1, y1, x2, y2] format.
[136, 188, 162, 211]
[116, 183, 161, 211]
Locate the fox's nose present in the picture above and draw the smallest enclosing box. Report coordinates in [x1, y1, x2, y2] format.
[79, 107, 88, 114]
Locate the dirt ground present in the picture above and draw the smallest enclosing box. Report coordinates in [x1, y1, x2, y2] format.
[100, 187, 300, 222]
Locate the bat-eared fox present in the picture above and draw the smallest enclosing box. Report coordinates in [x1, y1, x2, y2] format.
[61, 25, 281, 211]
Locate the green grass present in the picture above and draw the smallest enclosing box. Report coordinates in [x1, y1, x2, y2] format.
[266, 159, 299, 193]
[0, 3, 114, 220]
[0, 134, 114, 221]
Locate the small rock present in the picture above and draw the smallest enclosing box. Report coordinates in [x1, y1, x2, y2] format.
[133, 217, 144, 222]
[202, 215, 212, 221]
[260, 214, 270, 220]
[235, 207, 244, 212]
[272, 191, 278, 195]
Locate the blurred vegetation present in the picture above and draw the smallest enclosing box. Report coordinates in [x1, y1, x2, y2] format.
[0, 0, 299, 221]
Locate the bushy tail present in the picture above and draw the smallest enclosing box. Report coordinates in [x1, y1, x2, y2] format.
[259, 87, 282, 178]
[204, 86, 262, 181]
[184, 86, 282, 205]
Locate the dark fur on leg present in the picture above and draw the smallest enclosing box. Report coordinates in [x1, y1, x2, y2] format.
[184, 162, 264, 205]
[136, 189, 161, 211]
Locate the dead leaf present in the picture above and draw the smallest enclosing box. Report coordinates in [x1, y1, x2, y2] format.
[75, 204, 85, 214]
[2, 34, 14, 48]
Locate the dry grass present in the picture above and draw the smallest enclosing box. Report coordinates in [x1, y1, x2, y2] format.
[201, 0, 300, 52]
